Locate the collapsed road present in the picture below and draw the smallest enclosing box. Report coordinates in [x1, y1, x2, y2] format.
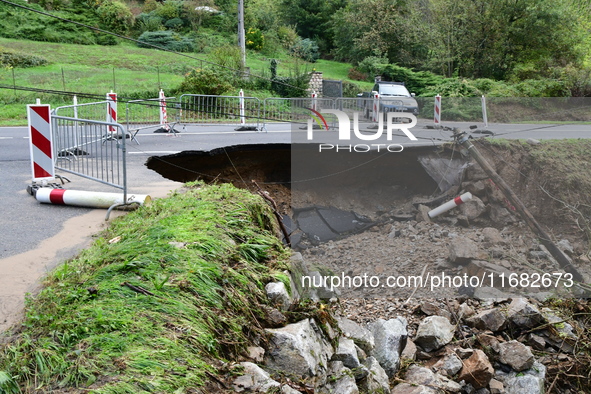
[146, 140, 590, 299]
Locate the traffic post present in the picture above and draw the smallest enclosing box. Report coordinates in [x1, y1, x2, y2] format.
[27, 102, 55, 182]
[434, 94, 441, 126]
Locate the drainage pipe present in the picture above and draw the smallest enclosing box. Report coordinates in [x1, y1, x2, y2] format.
[428, 192, 473, 218]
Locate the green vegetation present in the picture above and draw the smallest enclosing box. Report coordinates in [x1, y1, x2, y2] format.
[0, 183, 291, 393]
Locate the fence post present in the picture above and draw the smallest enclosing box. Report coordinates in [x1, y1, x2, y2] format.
[27, 102, 55, 183]
[434, 94, 441, 126]
[239, 89, 245, 126]
[106, 91, 117, 134]
[481, 95, 488, 128]
[372, 93, 380, 123]
[159, 89, 169, 130]
[311, 91, 318, 112]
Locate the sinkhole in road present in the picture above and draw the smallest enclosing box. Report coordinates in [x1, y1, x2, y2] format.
[145, 142, 473, 248]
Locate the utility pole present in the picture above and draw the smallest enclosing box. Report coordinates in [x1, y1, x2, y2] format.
[453, 128, 584, 283]
[237, 0, 246, 70]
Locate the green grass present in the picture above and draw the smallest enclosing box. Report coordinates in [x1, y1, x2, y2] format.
[0, 37, 374, 125]
[0, 183, 291, 393]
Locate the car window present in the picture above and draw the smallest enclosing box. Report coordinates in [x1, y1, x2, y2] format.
[379, 84, 410, 96]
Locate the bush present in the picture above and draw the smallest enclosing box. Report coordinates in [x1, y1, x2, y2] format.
[342, 81, 362, 97]
[245, 28, 264, 51]
[209, 45, 242, 70]
[290, 38, 319, 63]
[135, 13, 164, 33]
[137, 31, 195, 52]
[381, 64, 445, 96]
[164, 17, 184, 30]
[0, 48, 48, 68]
[276, 25, 299, 50]
[347, 67, 367, 81]
[97, 0, 134, 35]
[357, 55, 388, 78]
[176, 67, 233, 95]
[269, 58, 310, 97]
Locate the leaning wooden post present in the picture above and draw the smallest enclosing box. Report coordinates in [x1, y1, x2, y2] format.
[453, 128, 584, 283]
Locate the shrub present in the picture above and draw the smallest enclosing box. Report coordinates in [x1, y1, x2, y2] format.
[357, 55, 389, 77]
[209, 45, 242, 70]
[137, 31, 195, 52]
[97, 0, 134, 35]
[135, 14, 164, 33]
[0, 48, 48, 68]
[342, 80, 362, 97]
[176, 67, 233, 95]
[269, 58, 310, 97]
[245, 28, 264, 51]
[164, 17, 184, 30]
[290, 38, 319, 63]
[276, 25, 299, 49]
[347, 67, 367, 81]
[153, 0, 182, 20]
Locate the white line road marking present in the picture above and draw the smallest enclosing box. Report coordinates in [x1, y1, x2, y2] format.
[0, 137, 14, 139]
[128, 151, 181, 155]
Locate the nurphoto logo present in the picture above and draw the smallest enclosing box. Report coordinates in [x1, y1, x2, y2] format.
[305, 108, 418, 153]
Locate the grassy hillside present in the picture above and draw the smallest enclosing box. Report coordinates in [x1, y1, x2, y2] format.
[0, 38, 369, 125]
[0, 183, 296, 393]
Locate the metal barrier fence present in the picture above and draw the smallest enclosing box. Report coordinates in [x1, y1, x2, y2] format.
[179, 94, 261, 129]
[262, 97, 335, 129]
[52, 115, 128, 193]
[125, 97, 182, 134]
[54, 101, 109, 121]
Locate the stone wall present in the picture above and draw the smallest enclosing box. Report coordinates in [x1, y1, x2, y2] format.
[307, 71, 323, 96]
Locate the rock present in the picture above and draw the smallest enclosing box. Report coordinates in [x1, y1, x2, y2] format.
[416, 204, 431, 222]
[528, 334, 546, 351]
[458, 302, 476, 319]
[506, 298, 545, 329]
[459, 196, 487, 220]
[529, 250, 550, 260]
[498, 340, 534, 372]
[246, 346, 265, 363]
[388, 227, 401, 238]
[265, 281, 292, 310]
[355, 345, 367, 362]
[540, 308, 577, 353]
[472, 286, 511, 302]
[464, 180, 486, 197]
[489, 205, 515, 225]
[318, 361, 359, 394]
[404, 365, 462, 393]
[414, 316, 455, 352]
[465, 162, 489, 181]
[476, 333, 501, 354]
[233, 362, 281, 392]
[281, 385, 302, 394]
[368, 317, 408, 378]
[391, 383, 438, 394]
[333, 337, 364, 375]
[467, 308, 507, 332]
[457, 349, 494, 389]
[457, 214, 470, 227]
[336, 316, 375, 353]
[496, 361, 546, 394]
[432, 352, 463, 376]
[463, 260, 512, 287]
[265, 319, 333, 378]
[526, 138, 541, 145]
[482, 227, 504, 244]
[401, 339, 417, 361]
[557, 239, 574, 255]
[448, 238, 485, 264]
[488, 378, 504, 394]
[359, 356, 390, 394]
[261, 305, 287, 327]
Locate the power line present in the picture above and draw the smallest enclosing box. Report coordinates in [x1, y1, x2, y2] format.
[0, 0, 308, 93]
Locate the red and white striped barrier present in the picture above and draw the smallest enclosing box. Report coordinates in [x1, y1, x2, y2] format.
[372, 93, 380, 123]
[239, 89, 245, 125]
[428, 192, 473, 218]
[106, 91, 117, 133]
[27, 103, 55, 182]
[311, 91, 318, 112]
[159, 89, 169, 131]
[434, 94, 441, 126]
[36, 188, 150, 209]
